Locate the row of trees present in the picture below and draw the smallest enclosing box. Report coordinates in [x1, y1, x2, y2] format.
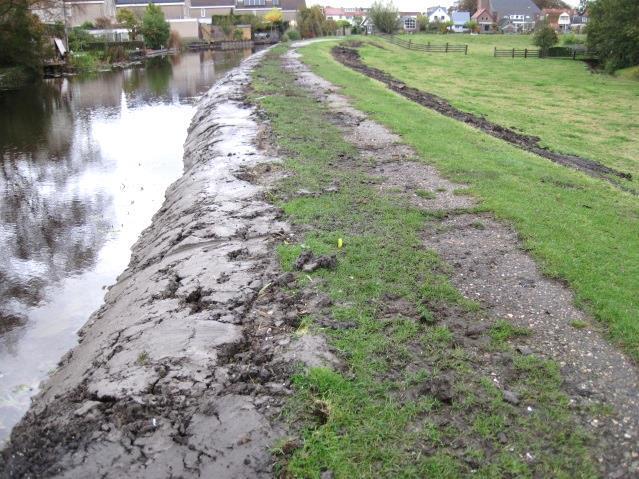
[587, 0, 639, 71]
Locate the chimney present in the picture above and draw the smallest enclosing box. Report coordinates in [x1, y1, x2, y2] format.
[477, 0, 489, 12]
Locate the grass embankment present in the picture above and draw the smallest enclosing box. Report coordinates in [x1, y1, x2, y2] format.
[383, 34, 639, 184]
[298, 40, 639, 361]
[252, 46, 600, 478]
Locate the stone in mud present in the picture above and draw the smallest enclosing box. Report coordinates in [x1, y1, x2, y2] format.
[503, 390, 520, 405]
[422, 374, 454, 404]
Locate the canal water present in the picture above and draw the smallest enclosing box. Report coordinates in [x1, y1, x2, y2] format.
[0, 49, 253, 444]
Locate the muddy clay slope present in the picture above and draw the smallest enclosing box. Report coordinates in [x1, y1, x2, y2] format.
[331, 45, 633, 188]
[286, 46, 639, 477]
[0, 49, 336, 478]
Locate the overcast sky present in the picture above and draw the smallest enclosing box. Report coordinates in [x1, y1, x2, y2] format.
[313, 0, 580, 11]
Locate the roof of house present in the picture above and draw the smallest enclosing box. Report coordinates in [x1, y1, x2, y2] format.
[451, 11, 470, 24]
[399, 11, 420, 17]
[116, 0, 183, 4]
[189, 0, 233, 7]
[472, 7, 492, 20]
[280, 0, 305, 10]
[489, 0, 540, 18]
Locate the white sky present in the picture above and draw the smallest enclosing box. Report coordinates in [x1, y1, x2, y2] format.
[313, 0, 580, 11]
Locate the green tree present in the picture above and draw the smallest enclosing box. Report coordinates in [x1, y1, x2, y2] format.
[116, 8, 141, 40]
[440, 20, 454, 33]
[297, 5, 326, 38]
[465, 19, 479, 33]
[417, 14, 428, 31]
[336, 19, 351, 35]
[0, 0, 45, 73]
[533, 20, 558, 54]
[587, 0, 639, 71]
[369, 0, 399, 34]
[141, 3, 170, 49]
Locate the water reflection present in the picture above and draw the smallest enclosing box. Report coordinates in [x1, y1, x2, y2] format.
[0, 50, 251, 443]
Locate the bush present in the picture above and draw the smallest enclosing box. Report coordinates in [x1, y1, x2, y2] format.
[281, 33, 289, 42]
[369, 0, 399, 34]
[69, 27, 94, 52]
[287, 30, 300, 40]
[141, 3, 170, 49]
[232, 28, 243, 40]
[587, 0, 639, 72]
[533, 20, 558, 53]
[80, 21, 95, 30]
[0, 1, 45, 73]
[561, 32, 583, 45]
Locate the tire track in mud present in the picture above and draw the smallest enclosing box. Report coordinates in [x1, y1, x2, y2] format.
[331, 45, 634, 192]
[0, 49, 340, 478]
[286, 45, 639, 477]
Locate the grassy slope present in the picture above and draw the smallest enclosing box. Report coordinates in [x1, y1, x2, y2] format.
[375, 34, 639, 184]
[252, 46, 599, 479]
[298, 40, 639, 360]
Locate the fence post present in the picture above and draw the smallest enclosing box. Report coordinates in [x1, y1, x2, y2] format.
[512, 48, 515, 58]
[465, 44, 468, 55]
[409, 39, 412, 49]
[494, 46, 496, 57]
[445, 42, 449, 53]
[524, 48, 527, 58]
[573, 50, 576, 60]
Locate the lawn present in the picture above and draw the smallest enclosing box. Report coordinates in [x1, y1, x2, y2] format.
[297, 39, 639, 361]
[367, 33, 639, 185]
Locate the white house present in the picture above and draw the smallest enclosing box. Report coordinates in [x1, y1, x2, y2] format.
[450, 11, 470, 32]
[427, 6, 450, 23]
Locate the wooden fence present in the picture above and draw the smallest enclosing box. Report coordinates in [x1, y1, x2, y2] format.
[494, 48, 541, 58]
[379, 34, 468, 54]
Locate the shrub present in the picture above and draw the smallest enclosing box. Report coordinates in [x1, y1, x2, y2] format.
[369, 0, 399, 34]
[561, 32, 583, 45]
[287, 29, 300, 40]
[281, 33, 289, 42]
[142, 3, 170, 49]
[587, 0, 639, 72]
[533, 20, 558, 53]
[68, 27, 93, 51]
[232, 28, 243, 40]
[168, 30, 182, 49]
[80, 21, 95, 30]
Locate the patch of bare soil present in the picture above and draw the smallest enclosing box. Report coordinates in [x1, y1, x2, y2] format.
[331, 45, 633, 188]
[285, 47, 639, 478]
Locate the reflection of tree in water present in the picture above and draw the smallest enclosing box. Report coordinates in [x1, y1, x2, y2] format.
[0, 80, 112, 330]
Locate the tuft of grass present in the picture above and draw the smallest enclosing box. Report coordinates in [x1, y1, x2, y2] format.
[415, 188, 436, 199]
[136, 350, 149, 366]
[570, 319, 589, 329]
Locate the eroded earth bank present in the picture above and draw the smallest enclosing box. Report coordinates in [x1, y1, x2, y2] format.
[0, 48, 337, 478]
[2, 43, 639, 478]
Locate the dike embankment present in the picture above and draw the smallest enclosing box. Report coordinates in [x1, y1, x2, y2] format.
[0, 47, 336, 478]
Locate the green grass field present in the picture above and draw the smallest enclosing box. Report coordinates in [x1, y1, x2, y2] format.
[297, 38, 639, 361]
[370, 34, 639, 184]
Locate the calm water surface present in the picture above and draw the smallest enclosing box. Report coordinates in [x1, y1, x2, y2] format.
[0, 50, 252, 443]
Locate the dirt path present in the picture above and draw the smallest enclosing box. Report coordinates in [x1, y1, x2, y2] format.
[331, 45, 634, 192]
[285, 45, 639, 477]
[0, 49, 339, 478]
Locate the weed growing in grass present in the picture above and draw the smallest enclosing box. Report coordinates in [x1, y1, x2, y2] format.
[251, 47, 600, 478]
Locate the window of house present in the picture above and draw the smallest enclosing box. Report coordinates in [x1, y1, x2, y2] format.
[272, 0, 279, 5]
[245, 0, 265, 6]
[404, 17, 416, 29]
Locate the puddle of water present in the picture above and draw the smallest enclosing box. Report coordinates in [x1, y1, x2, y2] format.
[0, 50, 253, 443]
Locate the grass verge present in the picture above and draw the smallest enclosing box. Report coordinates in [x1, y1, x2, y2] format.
[250, 45, 600, 479]
[297, 39, 639, 362]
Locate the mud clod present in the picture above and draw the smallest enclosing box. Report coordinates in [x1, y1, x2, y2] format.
[294, 251, 338, 272]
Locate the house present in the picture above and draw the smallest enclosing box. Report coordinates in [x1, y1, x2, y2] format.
[542, 8, 574, 32]
[450, 11, 470, 32]
[570, 14, 588, 33]
[472, 0, 540, 33]
[323, 6, 368, 25]
[426, 6, 450, 23]
[400, 14, 418, 32]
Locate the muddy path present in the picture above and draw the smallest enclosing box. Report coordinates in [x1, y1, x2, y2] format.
[0, 49, 340, 478]
[331, 45, 634, 191]
[286, 45, 639, 477]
